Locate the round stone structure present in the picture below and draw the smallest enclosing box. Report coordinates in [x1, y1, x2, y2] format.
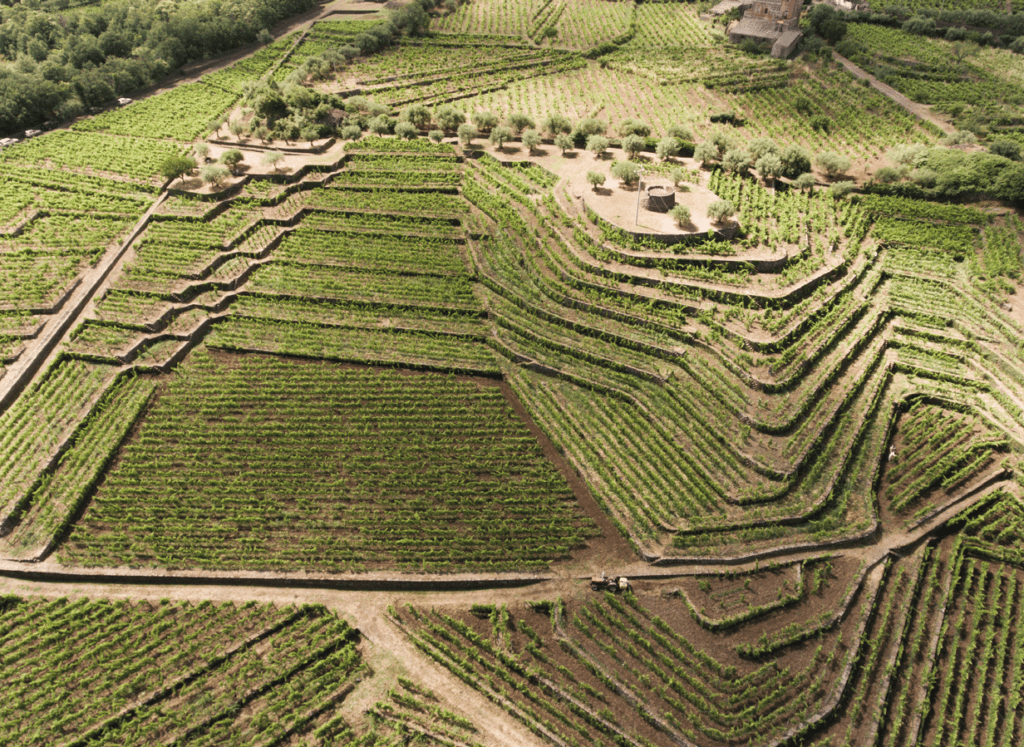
[642, 184, 675, 212]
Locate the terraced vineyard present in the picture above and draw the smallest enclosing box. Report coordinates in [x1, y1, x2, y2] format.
[1, 0, 1024, 744]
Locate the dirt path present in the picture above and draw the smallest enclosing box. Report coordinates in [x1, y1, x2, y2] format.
[831, 51, 957, 136]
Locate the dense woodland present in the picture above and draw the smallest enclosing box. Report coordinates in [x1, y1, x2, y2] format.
[0, 0, 313, 134]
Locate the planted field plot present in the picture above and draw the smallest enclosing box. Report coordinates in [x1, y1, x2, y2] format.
[0, 595, 365, 746]
[392, 558, 880, 747]
[433, 0, 548, 36]
[341, 37, 585, 107]
[60, 350, 595, 571]
[1, 131, 180, 181]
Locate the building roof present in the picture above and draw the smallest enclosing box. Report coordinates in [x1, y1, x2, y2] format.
[730, 17, 782, 41]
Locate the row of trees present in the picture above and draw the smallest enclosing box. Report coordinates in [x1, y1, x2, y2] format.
[0, 0, 314, 135]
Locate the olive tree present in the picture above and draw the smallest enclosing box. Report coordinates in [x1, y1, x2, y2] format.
[586, 171, 606, 190]
[611, 159, 640, 186]
[554, 133, 573, 154]
[670, 204, 692, 229]
[522, 128, 542, 154]
[707, 199, 736, 224]
[507, 112, 535, 135]
[489, 125, 513, 150]
[457, 122, 477, 145]
[622, 134, 646, 159]
[260, 150, 284, 171]
[471, 111, 499, 131]
[587, 134, 610, 157]
[816, 151, 851, 178]
[200, 164, 231, 187]
[656, 136, 681, 161]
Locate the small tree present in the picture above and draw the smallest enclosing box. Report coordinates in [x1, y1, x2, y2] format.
[433, 105, 465, 132]
[780, 144, 812, 178]
[220, 149, 244, 173]
[576, 118, 606, 137]
[261, 150, 284, 171]
[159, 155, 197, 184]
[489, 125, 513, 150]
[817, 151, 851, 178]
[656, 137, 681, 161]
[623, 134, 646, 159]
[200, 164, 230, 187]
[508, 112, 535, 135]
[542, 114, 573, 136]
[428, 129, 445, 143]
[670, 167, 688, 188]
[873, 166, 901, 184]
[554, 132, 573, 155]
[990, 139, 1021, 161]
[300, 124, 320, 144]
[586, 171, 606, 191]
[794, 172, 817, 192]
[748, 137, 778, 160]
[229, 120, 246, 140]
[400, 104, 432, 129]
[587, 134, 610, 157]
[341, 124, 362, 140]
[707, 199, 735, 224]
[722, 148, 752, 175]
[756, 153, 784, 185]
[693, 141, 719, 167]
[667, 124, 693, 141]
[395, 121, 418, 140]
[522, 128, 542, 154]
[194, 142, 210, 162]
[670, 204, 692, 229]
[611, 160, 640, 186]
[457, 122, 477, 145]
[619, 118, 651, 137]
[471, 111, 499, 131]
[827, 180, 856, 200]
[369, 114, 393, 135]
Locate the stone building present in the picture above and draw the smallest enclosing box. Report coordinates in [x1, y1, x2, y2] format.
[706, 0, 805, 59]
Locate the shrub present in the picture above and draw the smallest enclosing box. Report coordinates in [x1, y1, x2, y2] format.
[623, 134, 647, 158]
[611, 159, 640, 185]
[707, 199, 736, 223]
[994, 163, 1024, 202]
[219, 149, 244, 171]
[872, 166, 901, 184]
[200, 164, 230, 187]
[667, 124, 693, 141]
[586, 171, 606, 190]
[508, 112, 535, 135]
[670, 204, 692, 228]
[471, 111, 499, 131]
[817, 151, 851, 177]
[670, 167, 688, 187]
[828, 180, 856, 199]
[587, 134, 610, 156]
[748, 137, 778, 160]
[722, 148, 752, 174]
[619, 119, 652, 138]
[794, 172, 817, 191]
[341, 124, 362, 140]
[990, 139, 1021, 161]
[576, 118, 606, 137]
[368, 114, 392, 135]
[542, 113, 573, 135]
[903, 16, 936, 36]
[260, 151, 284, 171]
[808, 4, 847, 44]
[159, 155, 196, 182]
[522, 128, 542, 153]
[457, 122, 477, 145]
[656, 136, 681, 161]
[810, 115, 832, 133]
[433, 104, 465, 132]
[400, 104, 431, 128]
[943, 130, 979, 146]
[756, 153, 783, 181]
[910, 167, 939, 188]
[394, 121, 418, 140]
[694, 141, 719, 166]
[489, 125, 513, 150]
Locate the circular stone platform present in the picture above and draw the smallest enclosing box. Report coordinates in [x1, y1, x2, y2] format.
[642, 185, 676, 212]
